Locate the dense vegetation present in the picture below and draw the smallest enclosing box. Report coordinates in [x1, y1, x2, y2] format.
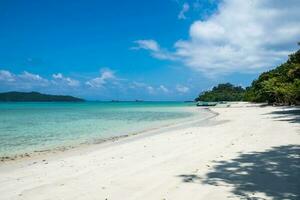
[0, 92, 85, 102]
[196, 45, 300, 105]
[195, 83, 245, 102]
[244, 46, 300, 105]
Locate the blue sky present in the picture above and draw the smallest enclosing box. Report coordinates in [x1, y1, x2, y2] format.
[0, 0, 299, 100]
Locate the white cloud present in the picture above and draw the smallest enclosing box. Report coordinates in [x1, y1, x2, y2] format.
[52, 73, 80, 87]
[52, 73, 63, 79]
[146, 86, 155, 94]
[178, 2, 190, 20]
[0, 69, 191, 99]
[133, 40, 160, 51]
[18, 71, 49, 87]
[129, 81, 147, 89]
[137, 0, 300, 76]
[174, 0, 300, 75]
[19, 71, 46, 82]
[0, 70, 82, 91]
[65, 78, 79, 87]
[0, 70, 15, 82]
[132, 39, 177, 60]
[0, 70, 50, 90]
[129, 82, 171, 95]
[176, 85, 190, 93]
[158, 85, 169, 93]
[129, 81, 155, 94]
[86, 68, 117, 88]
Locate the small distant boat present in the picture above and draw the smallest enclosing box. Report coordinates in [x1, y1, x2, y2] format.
[196, 101, 218, 106]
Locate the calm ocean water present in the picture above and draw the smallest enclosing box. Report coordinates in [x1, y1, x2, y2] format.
[0, 102, 208, 157]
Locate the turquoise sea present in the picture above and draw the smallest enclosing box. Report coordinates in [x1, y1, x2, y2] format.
[0, 102, 209, 157]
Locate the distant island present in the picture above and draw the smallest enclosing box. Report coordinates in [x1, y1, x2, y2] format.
[195, 83, 245, 102]
[0, 92, 85, 102]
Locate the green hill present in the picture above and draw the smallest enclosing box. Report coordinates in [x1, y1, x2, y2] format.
[195, 83, 245, 102]
[0, 91, 85, 102]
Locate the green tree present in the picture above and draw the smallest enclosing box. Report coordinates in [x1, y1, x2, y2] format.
[244, 45, 300, 105]
[195, 83, 245, 102]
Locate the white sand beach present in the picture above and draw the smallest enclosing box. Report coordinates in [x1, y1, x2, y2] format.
[0, 103, 299, 200]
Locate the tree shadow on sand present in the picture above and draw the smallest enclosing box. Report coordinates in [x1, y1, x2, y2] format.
[266, 107, 300, 124]
[178, 145, 300, 200]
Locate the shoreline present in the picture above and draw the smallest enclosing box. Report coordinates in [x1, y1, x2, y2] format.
[0, 106, 217, 164]
[0, 102, 299, 200]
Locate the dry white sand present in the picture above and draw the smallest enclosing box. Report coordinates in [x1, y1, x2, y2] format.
[0, 103, 299, 200]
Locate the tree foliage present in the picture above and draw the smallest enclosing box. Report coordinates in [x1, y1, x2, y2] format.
[195, 45, 300, 105]
[195, 83, 245, 102]
[244, 46, 300, 105]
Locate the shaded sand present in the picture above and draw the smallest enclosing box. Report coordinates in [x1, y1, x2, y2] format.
[0, 103, 299, 200]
